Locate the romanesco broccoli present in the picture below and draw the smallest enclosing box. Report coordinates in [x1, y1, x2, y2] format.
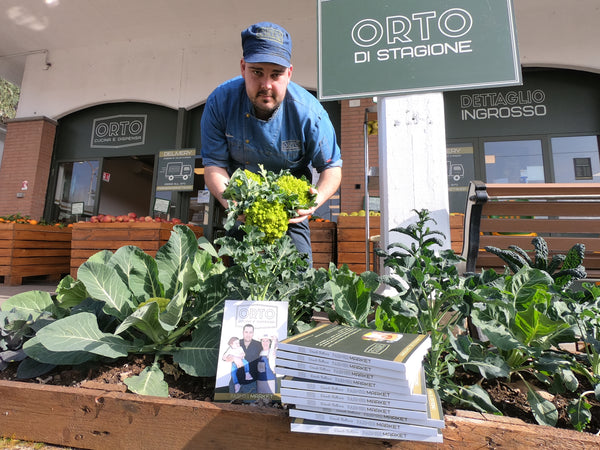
[245, 198, 288, 241]
[275, 174, 313, 208]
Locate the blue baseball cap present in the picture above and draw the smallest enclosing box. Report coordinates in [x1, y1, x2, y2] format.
[241, 22, 292, 67]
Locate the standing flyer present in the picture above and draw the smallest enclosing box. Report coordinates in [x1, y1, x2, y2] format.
[213, 300, 288, 402]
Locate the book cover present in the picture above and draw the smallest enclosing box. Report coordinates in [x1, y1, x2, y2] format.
[213, 300, 288, 402]
[282, 388, 445, 429]
[276, 366, 413, 395]
[275, 354, 411, 387]
[279, 367, 428, 403]
[288, 408, 441, 437]
[290, 418, 443, 443]
[278, 323, 431, 377]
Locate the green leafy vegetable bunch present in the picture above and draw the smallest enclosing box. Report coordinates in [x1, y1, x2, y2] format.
[222, 166, 316, 241]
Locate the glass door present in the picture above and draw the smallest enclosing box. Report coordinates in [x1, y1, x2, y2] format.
[53, 160, 99, 221]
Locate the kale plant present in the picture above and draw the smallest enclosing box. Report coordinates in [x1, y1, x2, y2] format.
[485, 236, 587, 289]
[215, 224, 334, 334]
[372, 210, 473, 393]
[369, 209, 600, 431]
[454, 245, 600, 429]
[457, 267, 580, 426]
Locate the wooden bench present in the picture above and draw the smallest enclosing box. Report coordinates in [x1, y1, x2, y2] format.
[460, 181, 600, 280]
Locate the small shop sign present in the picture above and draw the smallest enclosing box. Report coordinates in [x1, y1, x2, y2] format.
[153, 197, 171, 214]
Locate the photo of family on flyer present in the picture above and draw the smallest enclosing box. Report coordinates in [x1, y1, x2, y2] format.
[222, 325, 278, 394]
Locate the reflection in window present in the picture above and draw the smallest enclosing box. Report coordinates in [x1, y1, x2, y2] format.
[574, 158, 593, 180]
[484, 140, 544, 183]
[54, 160, 99, 220]
[551, 136, 600, 182]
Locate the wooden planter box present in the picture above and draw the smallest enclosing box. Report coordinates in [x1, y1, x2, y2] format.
[0, 380, 598, 449]
[335, 214, 465, 271]
[70, 222, 204, 278]
[449, 213, 464, 253]
[309, 221, 336, 269]
[0, 223, 72, 285]
[337, 215, 380, 273]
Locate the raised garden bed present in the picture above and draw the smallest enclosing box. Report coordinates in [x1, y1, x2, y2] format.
[309, 221, 336, 269]
[70, 222, 203, 278]
[337, 215, 380, 273]
[0, 223, 72, 285]
[0, 380, 598, 449]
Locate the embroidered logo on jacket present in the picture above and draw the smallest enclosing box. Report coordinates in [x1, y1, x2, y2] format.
[282, 140, 301, 152]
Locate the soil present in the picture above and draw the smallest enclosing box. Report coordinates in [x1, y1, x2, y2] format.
[1, 354, 599, 436]
[446, 367, 600, 434]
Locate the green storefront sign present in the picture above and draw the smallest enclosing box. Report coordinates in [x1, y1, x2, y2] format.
[317, 0, 521, 100]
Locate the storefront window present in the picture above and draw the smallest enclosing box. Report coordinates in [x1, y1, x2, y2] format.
[551, 136, 600, 182]
[53, 160, 99, 220]
[484, 140, 544, 183]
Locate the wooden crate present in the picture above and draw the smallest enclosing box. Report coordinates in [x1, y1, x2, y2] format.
[0, 223, 72, 285]
[450, 213, 464, 253]
[70, 222, 204, 278]
[337, 215, 380, 273]
[309, 221, 336, 269]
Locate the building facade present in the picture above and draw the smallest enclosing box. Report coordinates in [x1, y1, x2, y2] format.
[0, 1, 599, 234]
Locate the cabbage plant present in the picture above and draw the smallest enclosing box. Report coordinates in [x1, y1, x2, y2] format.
[1, 225, 227, 397]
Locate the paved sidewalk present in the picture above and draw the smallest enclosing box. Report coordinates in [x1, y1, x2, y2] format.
[0, 281, 58, 305]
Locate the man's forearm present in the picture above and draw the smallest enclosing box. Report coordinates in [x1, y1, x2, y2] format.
[204, 165, 231, 209]
[314, 166, 342, 208]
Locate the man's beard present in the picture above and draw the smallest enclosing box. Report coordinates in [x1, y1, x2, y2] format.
[252, 91, 280, 119]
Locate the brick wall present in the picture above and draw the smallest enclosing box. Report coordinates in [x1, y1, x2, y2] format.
[0, 117, 57, 218]
[340, 98, 379, 215]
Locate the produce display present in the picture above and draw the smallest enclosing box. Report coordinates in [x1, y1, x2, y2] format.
[338, 210, 380, 217]
[0, 213, 69, 227]
[222, 166, 317, 241]
[366, 119, 378, 135]
[86, 212, 182, 224]
[309, 216, 331, 222]
[0, 212, 185, 226]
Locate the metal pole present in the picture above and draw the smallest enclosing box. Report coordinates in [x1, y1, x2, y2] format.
[363, 108, 370, 272]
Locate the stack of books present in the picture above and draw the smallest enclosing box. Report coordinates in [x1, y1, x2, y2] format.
[275, 323, 444, 443]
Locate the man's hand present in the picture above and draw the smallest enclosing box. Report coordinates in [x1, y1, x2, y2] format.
[288, 166, 342, 223]
[288, 208, 315, 223]
[289, 187, 318, 223]
[204, 166, 231, 209]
